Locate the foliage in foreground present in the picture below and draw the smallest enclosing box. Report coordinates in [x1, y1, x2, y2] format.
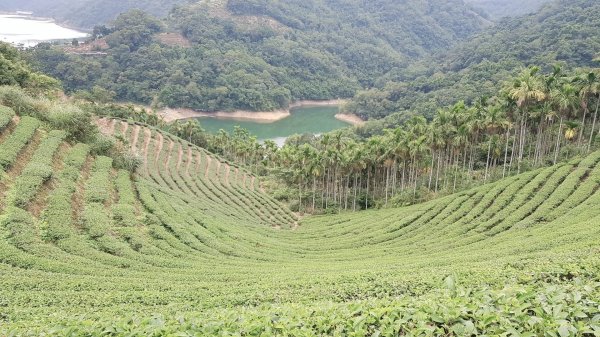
[7, 275, 600, 336]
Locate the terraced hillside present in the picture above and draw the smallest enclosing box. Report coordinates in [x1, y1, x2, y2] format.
[1, 114, 600, 335]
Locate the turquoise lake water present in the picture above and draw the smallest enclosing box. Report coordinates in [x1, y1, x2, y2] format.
[197, 106, 350, 145]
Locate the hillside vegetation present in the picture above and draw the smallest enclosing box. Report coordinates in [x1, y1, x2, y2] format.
[27, 0, 488, 112]
[1, 102, 600, 334]
[346, 0, 600, 120]
[465, 0, 551, 18]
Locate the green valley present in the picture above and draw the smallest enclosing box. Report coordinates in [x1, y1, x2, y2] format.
[1, 0, 600, 335]
[1, 90, 600, 335]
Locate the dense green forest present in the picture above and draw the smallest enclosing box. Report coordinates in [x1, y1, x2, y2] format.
[464, 0, 550, 18]
[345, 0, 600, 121]
[0, 0, 193, 28]
[26, 0, 488, 112]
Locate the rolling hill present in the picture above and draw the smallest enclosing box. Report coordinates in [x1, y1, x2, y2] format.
[1, 100, 600, 335]
[27, 0, 490, 112]
[346, 0, 600, 120]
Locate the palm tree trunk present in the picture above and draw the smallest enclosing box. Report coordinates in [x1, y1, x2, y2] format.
[452, 152, 459, 192]
[413, 159, 419, 197]
[435, 153, 442, 193]
[428, 151, 435, 190]
[588, 97, 600, 152]
[554, 116, 564, 165]
[578, 107, 588, 147]
[298, 179, 303, 211]
[345, 176, 350, 210]
[503, 128, 510, 178]
[312, 176, 316, 212]
[366, 168, 370, 210]
[401, 161, 406, 192]
[509, 127, 517, 175]
[485, 137, 492, 183]
[353, 174, 358, 212]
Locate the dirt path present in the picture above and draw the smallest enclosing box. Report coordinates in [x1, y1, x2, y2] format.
[120, 121, 129, 136]
[215, 161, 221, 178]
[204, 156, 212, 179]
[142, 129, 151, 174]
[155, 133, 164, 167]
[165, 140, 175, 172]
[251, 176, 256, 190]
[176, 143, 183, 171]
[195, 152, 202, 175]
[186, 147, 192, 176]
[224, 164, 230, 185]
[131, 125, 141, 152]
[96, 118, 113, 135]
[234, 168, 239, 184]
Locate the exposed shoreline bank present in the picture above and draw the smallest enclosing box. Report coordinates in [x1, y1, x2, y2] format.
[334, 113, 365, 126]
[160, 99, 354, 123]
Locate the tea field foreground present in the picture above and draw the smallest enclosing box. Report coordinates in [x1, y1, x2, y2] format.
[1, 115, 600, 336]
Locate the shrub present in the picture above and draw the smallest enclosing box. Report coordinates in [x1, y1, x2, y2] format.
[83, 203, 110, 238]
[0, 86, 38, 115]
[46, 104, 98, 142]
[0, 116, 40, 169]
[89, 133, 116, 156]
[113, 150, 142, 173]
[0, 105, 15, 130]
[1, 206, 37, 248]
[112, 204, 137, 227]
[85, 156, 113, 203]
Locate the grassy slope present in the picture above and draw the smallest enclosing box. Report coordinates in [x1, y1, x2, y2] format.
[1, 116, 600, 335]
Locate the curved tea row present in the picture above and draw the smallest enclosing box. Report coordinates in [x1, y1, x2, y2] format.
[1, 114, 599, 334]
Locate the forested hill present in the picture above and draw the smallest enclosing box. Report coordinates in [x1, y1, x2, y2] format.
[464, 0, 551, 19]
[0, 0, 193, 28]
[346, 0, 600, 121]
[26, 0, 488, 112]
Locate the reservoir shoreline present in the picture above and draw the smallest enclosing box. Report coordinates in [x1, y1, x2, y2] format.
[160, 99, 355, 123]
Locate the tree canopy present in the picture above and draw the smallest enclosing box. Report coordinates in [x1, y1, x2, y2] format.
[26, 0, 488, 112]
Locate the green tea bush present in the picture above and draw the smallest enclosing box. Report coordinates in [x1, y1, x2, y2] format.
[46, 104, 97, 142]
[0, 116, 40, 169]
[85, 156, 113, 203]
[1, 206, 36, 249]
[83, 203, 110, 238]
[7, 130, 66, 208]
[43, 144, 90, 242]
